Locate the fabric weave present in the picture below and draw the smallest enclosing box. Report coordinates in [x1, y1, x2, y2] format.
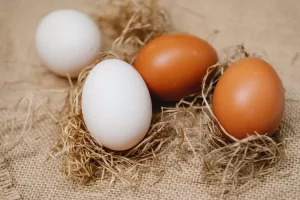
[1, 0, 300, 199]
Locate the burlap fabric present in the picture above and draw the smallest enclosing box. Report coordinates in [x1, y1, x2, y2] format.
[1, 0, 300, 199]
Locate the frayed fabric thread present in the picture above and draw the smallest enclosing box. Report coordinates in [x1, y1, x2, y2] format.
[0, 157, 21, 200]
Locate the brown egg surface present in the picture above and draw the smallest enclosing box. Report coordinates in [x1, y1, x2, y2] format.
[212, 57, 285, 140]
[134, 33, 218, 101]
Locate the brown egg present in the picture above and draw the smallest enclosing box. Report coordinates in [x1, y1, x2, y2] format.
[134, 33, 218, 101]
[212, 57, 285, 140]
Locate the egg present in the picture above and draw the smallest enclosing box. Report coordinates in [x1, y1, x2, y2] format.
[134, 33, 218, 101]
[81, 59, 152, 151]
[212, 57, 285, 140]
[35, 9, 102, 78]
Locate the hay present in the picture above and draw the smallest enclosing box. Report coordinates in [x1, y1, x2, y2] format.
[95, 0, 172, 64]
[50, 0, 177, 186]
[174, 45, 289, 197]
[50, 0, 287, 194]
[0, 93, 38, 153]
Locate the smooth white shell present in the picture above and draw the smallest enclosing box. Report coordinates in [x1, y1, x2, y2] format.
[35, 9, 101, 77]
[82, 59, 152, 151]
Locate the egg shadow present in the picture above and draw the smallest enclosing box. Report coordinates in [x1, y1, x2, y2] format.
[151, 96, 177, 113]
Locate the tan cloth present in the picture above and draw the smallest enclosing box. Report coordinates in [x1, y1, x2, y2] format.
[1, 0, 300, 199]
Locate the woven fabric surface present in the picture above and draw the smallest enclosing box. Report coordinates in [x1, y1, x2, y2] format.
[1, 0, 300, 199]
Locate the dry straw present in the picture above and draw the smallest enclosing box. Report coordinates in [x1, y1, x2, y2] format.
[50, 0, 288, 196]
[50, 0, 178, 186]
[176, 45, 289, 197]
[0, 93, 38, 153]
[94, 0, 172, 64]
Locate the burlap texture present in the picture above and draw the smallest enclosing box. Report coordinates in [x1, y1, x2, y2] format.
[1, 0, 300, 199]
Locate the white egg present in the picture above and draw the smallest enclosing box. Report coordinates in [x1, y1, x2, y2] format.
[35, 9, 101, 78]
[82, 59, 152, 151]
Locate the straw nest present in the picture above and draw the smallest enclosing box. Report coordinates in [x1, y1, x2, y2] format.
[50, 0, 178, 186]
[49, 0, 288, 195]
[176, 45, 289, 197]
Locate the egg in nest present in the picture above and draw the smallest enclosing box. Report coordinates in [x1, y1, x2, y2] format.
[212, 57, 285, 140]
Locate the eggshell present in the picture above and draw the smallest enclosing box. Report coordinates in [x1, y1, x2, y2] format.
[134, 33, 218, 101]
[81, 59, 152, 151]
[35, 9, 101, 78]
[212, 57, 285, 140]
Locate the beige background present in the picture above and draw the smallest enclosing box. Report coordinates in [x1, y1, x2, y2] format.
[1, 0, 300, 199]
